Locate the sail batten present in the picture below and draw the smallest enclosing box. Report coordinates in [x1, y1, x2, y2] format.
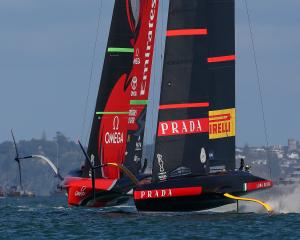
[159, 102, 210, 110]
[166, 29, 208, 37]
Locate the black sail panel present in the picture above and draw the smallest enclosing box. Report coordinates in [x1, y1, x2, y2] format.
[152, 0, 235, 181]
[207, 0, 235, 171]
[83, 0, 134, 179]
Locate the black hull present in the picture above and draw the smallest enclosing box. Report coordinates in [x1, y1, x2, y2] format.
[134, 171, 272, 212]
[135, 194, 235, 212]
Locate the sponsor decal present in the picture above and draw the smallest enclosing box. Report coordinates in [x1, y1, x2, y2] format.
[75, 186, 86, 197]
[133, 48, 140, 65]
[244, 180, 272, 192]
[128, 109, 137, 124]
[157, 154, 167, 181]
[135, 136, 142, 151]
[209, 165, 226, 173]
[127, 0, 159, 126]
[131, 76, 138, 96]
[208, 151, 214, 160]
[200, 148, 207, 164]
[158, 118, 209, 137]
[104, 116, 124, 144]
[134, 187, 202, 200]
[140, 82, 147, 96]
[209, 108, 235, 139]
[139, 189, 172, 199]
[143, 0, 157, 83]
[156, 108, 235, 139]
[131, 76, 138, 90]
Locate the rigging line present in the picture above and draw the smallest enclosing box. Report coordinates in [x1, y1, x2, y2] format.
[244, 0, 272, 179]
[80, 0, 103, 146]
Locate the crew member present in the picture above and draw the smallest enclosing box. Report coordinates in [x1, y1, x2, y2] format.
[239, 158, 245, 171]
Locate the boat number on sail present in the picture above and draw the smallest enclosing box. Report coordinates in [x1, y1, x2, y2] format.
[104, 116, 124, 144]
[158, 118, 209, 137]
[157, 154, 167, 181]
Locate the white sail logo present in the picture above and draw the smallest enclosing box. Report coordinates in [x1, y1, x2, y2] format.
[142, 0, 157, 89]
[200, 148, 207, 164]
[157, 154, 167, 181]
[105, 116, 124, 144]
[158, 118, 208, 137]
[113, 116, 119, 131]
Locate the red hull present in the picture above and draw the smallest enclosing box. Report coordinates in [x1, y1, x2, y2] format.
[63, 177, 118, 207]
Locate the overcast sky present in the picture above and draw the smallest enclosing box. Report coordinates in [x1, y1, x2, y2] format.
[1, 0, 300, 146]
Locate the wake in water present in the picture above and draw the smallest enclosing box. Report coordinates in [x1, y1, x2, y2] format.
[266, 184, 300, 213]
[235, 184, 300, 214]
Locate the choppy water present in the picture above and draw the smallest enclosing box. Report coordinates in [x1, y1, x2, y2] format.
[0, 195, 299, 240]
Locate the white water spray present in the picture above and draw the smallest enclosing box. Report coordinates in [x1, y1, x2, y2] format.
[210, 184, 300, 214]
[266, 184, 300, 213]
[239, 184, 300, 214]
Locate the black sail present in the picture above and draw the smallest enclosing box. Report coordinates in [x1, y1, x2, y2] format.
[152, 0, 235, 181]
[83, 0, 134, 178]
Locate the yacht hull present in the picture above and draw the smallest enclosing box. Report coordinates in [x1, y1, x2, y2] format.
[134, 172, 272, 212]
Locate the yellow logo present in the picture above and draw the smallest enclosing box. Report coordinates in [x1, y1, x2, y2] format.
[209, 108, 235, 139]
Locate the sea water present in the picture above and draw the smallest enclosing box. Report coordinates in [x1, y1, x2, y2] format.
[0, 189, 299, 240]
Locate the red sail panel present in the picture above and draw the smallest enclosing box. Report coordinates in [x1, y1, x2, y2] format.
[122, 0, 160, 176]
[99, 0, 160, 179]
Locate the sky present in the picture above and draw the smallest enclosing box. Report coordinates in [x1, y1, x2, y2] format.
[1, 0, 300, 146]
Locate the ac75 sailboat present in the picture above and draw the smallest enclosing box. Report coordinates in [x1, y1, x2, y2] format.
[62, 0, 273, 212]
